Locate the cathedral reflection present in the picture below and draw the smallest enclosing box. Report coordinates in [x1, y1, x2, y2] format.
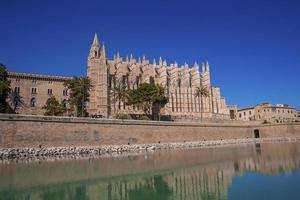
[1, 142, 300, 200]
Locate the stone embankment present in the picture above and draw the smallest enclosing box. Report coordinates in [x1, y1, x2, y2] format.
[0, 137, 298, 163]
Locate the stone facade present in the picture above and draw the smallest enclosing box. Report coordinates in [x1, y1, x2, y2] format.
[237, 102, 297, 123]
[7, 72, 71, 115]
[1, 114, 300, 148]
[6, 33, 230, 119]
[87, 33, 229, 119]
[227, 105, 238, 120]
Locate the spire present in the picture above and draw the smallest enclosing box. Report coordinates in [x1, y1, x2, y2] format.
[142, 55, 147, 64]
[126, 55, 129, 62]
[174, 61, 178, 68]
[193, 61, 198, 68]
[159, 57, 163, 65]
[206, 61, 210, 71]
[163, 59, 167, 66]
[153, 58, 157, 66]
[89, 33, 100, 59]
[202, 62, 205, 72]
[184, 62, 188, 68]
[100, 42, 106, 59]
[130, 54, 134, 63]
[92, 33, 100, 47]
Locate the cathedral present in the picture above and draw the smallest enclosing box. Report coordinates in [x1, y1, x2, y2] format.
[7, 33, 230, 120]
[87, 33, 229, 120]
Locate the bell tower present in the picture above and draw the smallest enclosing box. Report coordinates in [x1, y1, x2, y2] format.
[87, 33, 108, 117]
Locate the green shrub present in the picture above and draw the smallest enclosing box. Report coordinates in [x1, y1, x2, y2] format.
[116, 113, 129, 120]
[139, 115, 150, 120]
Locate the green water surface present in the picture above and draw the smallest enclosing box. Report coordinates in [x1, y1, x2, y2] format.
[1, 142, 300, 200]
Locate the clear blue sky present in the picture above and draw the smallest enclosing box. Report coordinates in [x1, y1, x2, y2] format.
[0, 0, 299, 108]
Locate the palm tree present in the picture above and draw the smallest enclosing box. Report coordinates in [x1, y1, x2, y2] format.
[152, 84, 168, 121]
[8, 91, 25, 113]
[0, 64, 11, 112]
[112, 82, 128, 114]
[64, 76, 92, 117]
[194, 85, 209, 121]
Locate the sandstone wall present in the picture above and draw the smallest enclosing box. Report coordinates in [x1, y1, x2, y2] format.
[0, 114, 299, 148]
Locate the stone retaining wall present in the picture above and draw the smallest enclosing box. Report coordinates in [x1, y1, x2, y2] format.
[0, 114, 299, 148]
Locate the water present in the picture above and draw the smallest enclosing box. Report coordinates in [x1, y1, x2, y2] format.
[1, 142, 300, 200]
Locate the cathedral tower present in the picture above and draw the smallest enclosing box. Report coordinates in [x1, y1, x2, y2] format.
[87, 33, 108, 116]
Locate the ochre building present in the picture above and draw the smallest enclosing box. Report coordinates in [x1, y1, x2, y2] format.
[237, 103, 297, 123]
[7, 33, 230, 120]
[8, 72, 71, 115]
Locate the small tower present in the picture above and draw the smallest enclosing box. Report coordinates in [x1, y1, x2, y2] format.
[87, 33, 108, 117]
[88, 33, 100, 59]
[153, 58, 157, 66]
[201, 61, 211, 88]
[100, 42, 106, 60]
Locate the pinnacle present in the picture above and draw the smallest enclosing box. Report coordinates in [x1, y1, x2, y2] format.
[92, 33, 100, 46]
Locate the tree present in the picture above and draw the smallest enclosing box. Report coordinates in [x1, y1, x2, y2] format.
[194, 85, 210, 121]
[64, 76, 92, 117]
[152, 84, 168, 120]
[0, 64, 11, 112]
[127, 83, 168, 120]
[8, 91, 25, 113]
[43, 96, 66, 116]
[112, 82, 128, 114]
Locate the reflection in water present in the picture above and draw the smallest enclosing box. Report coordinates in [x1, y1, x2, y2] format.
[1, 142, 300, 200]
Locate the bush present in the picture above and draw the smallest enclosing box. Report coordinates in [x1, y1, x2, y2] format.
[139, 115, 150, 120]
[116, 113, 129, 120]
[160, 115, 174, 121]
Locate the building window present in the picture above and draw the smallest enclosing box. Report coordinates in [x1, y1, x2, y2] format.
[62, 99, 68, 108]
[16, 79, 20, 82]
[244, 112, 246, 116]
[31, 87, 37, 94]
[14, 87, 20, 93]
[239, 113, 242, 118]
[150, 76, 155, 85]
[108, 75, 113, 88]
[249, 111, 251, 115]
[122, 75, 127, 86]
[30, 98, 36, 107]
[48, 89, 53, 95]
[178, 79, 181, 88]
[48, 81, 53, 85]
[134, 76, 139, 88]
[63, 89, 68, 96]
[32, 80, 37, 84]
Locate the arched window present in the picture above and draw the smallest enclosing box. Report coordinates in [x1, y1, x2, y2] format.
[30, 98, 36, 107]
[63, 89, 68, 96]
[150, 76, 155, 85]
[62, 99, 68, 108]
